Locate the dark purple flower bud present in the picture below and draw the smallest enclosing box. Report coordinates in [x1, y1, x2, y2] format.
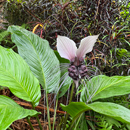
[81, 65, 87, 70]
[68, 68, 73, 72]
[72, 69, 77, 73]
[69, 72, 74, 77]
[71, 65, 76, 70]
[68, 71, 79, 80]
[68, 58, 89, 80]
[79, 70, 84, 74]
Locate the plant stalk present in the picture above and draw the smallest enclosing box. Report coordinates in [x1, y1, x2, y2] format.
[63, 82, 75, 130]
[45, 89, 51, 130]
[52, 96, 58, 130]
[69, 82, 75, 104]
[31, 103, 43, 130]
[11, 45, 17, 49]
[36, 116, 43, 130]
[26, 117, 34, 130]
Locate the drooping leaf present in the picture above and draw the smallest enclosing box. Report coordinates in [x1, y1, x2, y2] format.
[0, 46, 41, 106]
[58, 73, 72, 98]
[80, 75, 130, 102]
[54, 50, 72, 98]
[8, 25, 60, 93]
[61, 102, 130, 124]
[0, 95, 39, 130]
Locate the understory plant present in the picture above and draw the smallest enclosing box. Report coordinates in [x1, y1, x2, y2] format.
[0, 25, 130, 130]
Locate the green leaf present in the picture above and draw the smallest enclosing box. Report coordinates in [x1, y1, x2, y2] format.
[104, 116, 121, 128]
[0, 95, 39, 130]
[61, 102, 90, 119]
[54, 50, 72, 98]
[61, 102, 130, 124]
[0, 31, 10, 42]
[87, 120, 95, 130]
[80, 75, 130, 102]
[123, 39, 130, 46]
[116, 48, 128, 57]
[0, 46, 41, 106]
[8, 25, 60, 93]
[126, 124, 130, 129]
[58, 74, 72, 98]
[80, 113, 88, 130]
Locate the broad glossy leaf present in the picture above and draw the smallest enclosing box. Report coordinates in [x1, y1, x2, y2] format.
[0, 46, 41, 106]
[80, 75, 130, 102]
[0, 95, 39, 130]
[8, 25, 60, 93]
[61, 102, 130, 124]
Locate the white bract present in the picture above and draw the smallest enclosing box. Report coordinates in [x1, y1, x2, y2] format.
[57, 35, 99, 61]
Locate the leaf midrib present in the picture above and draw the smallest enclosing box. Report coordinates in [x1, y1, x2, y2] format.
[93, 77, 130, 99]
[0, 66, 32, 101]
[13, 28, 46, 88]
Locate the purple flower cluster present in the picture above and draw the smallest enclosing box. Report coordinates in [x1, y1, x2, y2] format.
[68, 57, 88, 80]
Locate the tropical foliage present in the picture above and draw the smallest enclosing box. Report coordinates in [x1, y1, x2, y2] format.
[0, 0, 130, 129]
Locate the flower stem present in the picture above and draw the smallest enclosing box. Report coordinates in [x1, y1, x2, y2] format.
[26, 117, 34, 130]
[52, 96, 58, 130]
[45, 89, 51, 130]
[63, 82, 75, 130]
[7, 127, 13, 130]
[69, 82, 75, 104]
[31, 103, 43, 130]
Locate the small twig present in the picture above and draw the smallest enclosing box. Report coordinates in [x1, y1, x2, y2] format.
[86, 118, 98, 122]
[10, 124, 20, 130]
[15, 101, 66, 114]
[24, 6, 42, 22]
[95, 0, 101, 20]
[32, 121, 58, 126]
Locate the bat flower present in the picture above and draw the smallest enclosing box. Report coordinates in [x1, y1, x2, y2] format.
[57, 35, 99, 81]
